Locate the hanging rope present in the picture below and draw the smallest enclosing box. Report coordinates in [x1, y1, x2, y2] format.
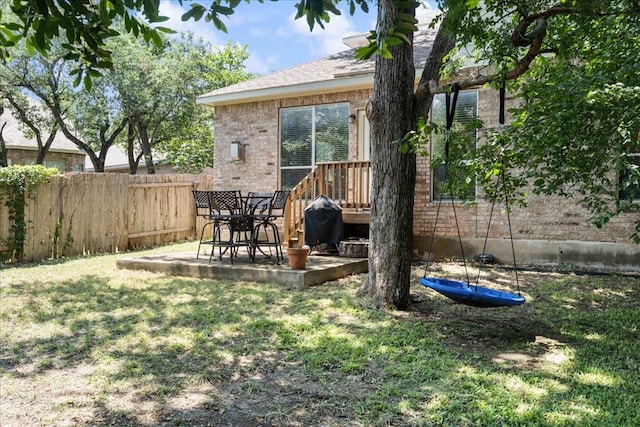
[424, 83, 470, 285]
[421, 82, 525, 307]
[474, 82, 522, 296]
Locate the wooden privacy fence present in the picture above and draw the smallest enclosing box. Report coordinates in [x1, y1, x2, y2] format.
[0, 173, 213, 263]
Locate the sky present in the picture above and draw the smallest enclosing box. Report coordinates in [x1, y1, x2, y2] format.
[158, 1, 439, 75]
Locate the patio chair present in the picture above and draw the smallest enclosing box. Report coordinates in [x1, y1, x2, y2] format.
[245, 191, 274, 218]
[206, 190, 252, 263]
[251, 190, 290, 264]
[192, 190, 216, 260]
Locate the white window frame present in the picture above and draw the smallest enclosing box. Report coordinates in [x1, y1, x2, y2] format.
[279, 102, 349, 190]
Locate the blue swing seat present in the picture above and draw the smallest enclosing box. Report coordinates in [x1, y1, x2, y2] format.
[421, 277, 525, 308]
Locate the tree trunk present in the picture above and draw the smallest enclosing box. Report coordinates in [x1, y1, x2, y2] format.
[0, 118, 8, 167]
[126, 122, 139, 174]
[137, 121, 156, 174]
[359, 8, 460, 310]
[359, 0, 417, 310]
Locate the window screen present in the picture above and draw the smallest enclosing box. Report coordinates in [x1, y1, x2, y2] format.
[431, 90, 478, 200]
[620, 145, 640, 201]
[280, 103, 349, 190]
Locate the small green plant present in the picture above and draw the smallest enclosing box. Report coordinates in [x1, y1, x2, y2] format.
[0, 165, 59, 262]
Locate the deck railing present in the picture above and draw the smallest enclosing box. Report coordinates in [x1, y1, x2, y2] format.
[285, 160, 371, 244]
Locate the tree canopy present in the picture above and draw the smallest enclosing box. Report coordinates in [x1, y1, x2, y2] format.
[1, 25, 252, 173]
[419, 1, 640, 243]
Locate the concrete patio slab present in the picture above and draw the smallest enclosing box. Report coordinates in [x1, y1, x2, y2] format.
[116, 252, 368, 288]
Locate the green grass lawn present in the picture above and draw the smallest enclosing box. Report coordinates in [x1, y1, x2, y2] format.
[1, 242, 638, 426]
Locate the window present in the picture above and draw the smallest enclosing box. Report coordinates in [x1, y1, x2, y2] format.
[431, 90, 478, 200]
[620, 140, 640, 201]
[27, 159, 65, 172]
[280, 103, 349, 190]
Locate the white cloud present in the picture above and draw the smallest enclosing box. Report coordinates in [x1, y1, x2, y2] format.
[245, 50, 282, 75]
[158, 1, 225, 46]
[289, 11, 368, 56]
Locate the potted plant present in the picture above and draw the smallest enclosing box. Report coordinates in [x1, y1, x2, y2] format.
[287, 243, 310, 270]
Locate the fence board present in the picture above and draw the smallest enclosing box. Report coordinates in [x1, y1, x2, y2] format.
[23, 175, 60, 261]
[0, 198, 9, 252]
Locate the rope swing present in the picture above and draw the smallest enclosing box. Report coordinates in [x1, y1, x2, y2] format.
[421, 83, 525, 308]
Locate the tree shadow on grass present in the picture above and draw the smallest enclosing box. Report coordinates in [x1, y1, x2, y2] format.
[409, 267, 640, 426]
[3, 267, 639, 426]
[2, 273, 392, 425]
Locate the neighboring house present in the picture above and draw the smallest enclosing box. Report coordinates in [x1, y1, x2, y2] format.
[84, 145, 174, 174]
[197, 26, 640, 270]
[0, 107, 85, 172]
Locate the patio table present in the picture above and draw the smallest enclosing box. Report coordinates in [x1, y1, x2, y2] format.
[193, 190, 277, 264]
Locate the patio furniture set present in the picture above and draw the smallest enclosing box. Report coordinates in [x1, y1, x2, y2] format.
[192, 190, 289, 264]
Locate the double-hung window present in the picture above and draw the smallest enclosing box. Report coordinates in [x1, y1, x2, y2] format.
[430, 90, 478, 200]
[619, 139, 640, 201]
[27, 159, 66, 172]
[280, 103, 349, 190]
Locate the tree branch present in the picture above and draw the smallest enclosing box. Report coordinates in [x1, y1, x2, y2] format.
[414, 14, 457, 119]
[425, 3, 640, 94]
[425, 15, 548, 94]
[0, 121, 8, 167]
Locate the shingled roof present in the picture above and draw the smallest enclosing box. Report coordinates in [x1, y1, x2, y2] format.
[197, 26, 439, 107]
[0, 107, 83, 154]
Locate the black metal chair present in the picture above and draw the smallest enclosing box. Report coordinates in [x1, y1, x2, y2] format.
[207, 190, 256, 264]
[245, 192, 273, 218]
[251, 190, 290, 263]
[192, 190, 216, 260]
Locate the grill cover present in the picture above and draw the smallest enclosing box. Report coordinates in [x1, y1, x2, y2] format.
[303, 195, 343, 247]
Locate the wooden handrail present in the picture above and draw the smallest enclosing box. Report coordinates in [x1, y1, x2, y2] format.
[284, 160, 371, 244]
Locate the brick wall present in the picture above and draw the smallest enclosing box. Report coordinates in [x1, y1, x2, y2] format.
[213, 89, 370, 193]
[7, 148, 86, 172]
[213, 87, 638, 246]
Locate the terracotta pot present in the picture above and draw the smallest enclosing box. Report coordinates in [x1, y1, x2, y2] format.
[287, 247, 309, 270]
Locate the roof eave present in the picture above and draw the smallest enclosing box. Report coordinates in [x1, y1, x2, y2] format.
[197, 74, 375, 107]
[5, 145, 84, 155]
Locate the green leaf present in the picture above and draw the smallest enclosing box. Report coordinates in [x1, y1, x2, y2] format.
[380, 46, 393, 59]
[212, 4, 235, 16]
[155, 26, 176, 34]
[355, 43, 377, 60]
[73, 72, 82, 88]
[397, 21, 418, 33]
[386, 37, 404, 46]
[396, 13, 418, 24]
[149, 15, 170, 23]
[391, 31, 411, 44]
[150, 29, 162, 47]
[212, 16, 228, 33]
[465, 0, 480, 8]
[86, 68, 103, 78]
[182, 6, 205, 22]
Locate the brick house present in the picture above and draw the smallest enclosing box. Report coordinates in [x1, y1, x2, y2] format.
[1, 107, 85, 172]
[197, 27, 640, 270]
